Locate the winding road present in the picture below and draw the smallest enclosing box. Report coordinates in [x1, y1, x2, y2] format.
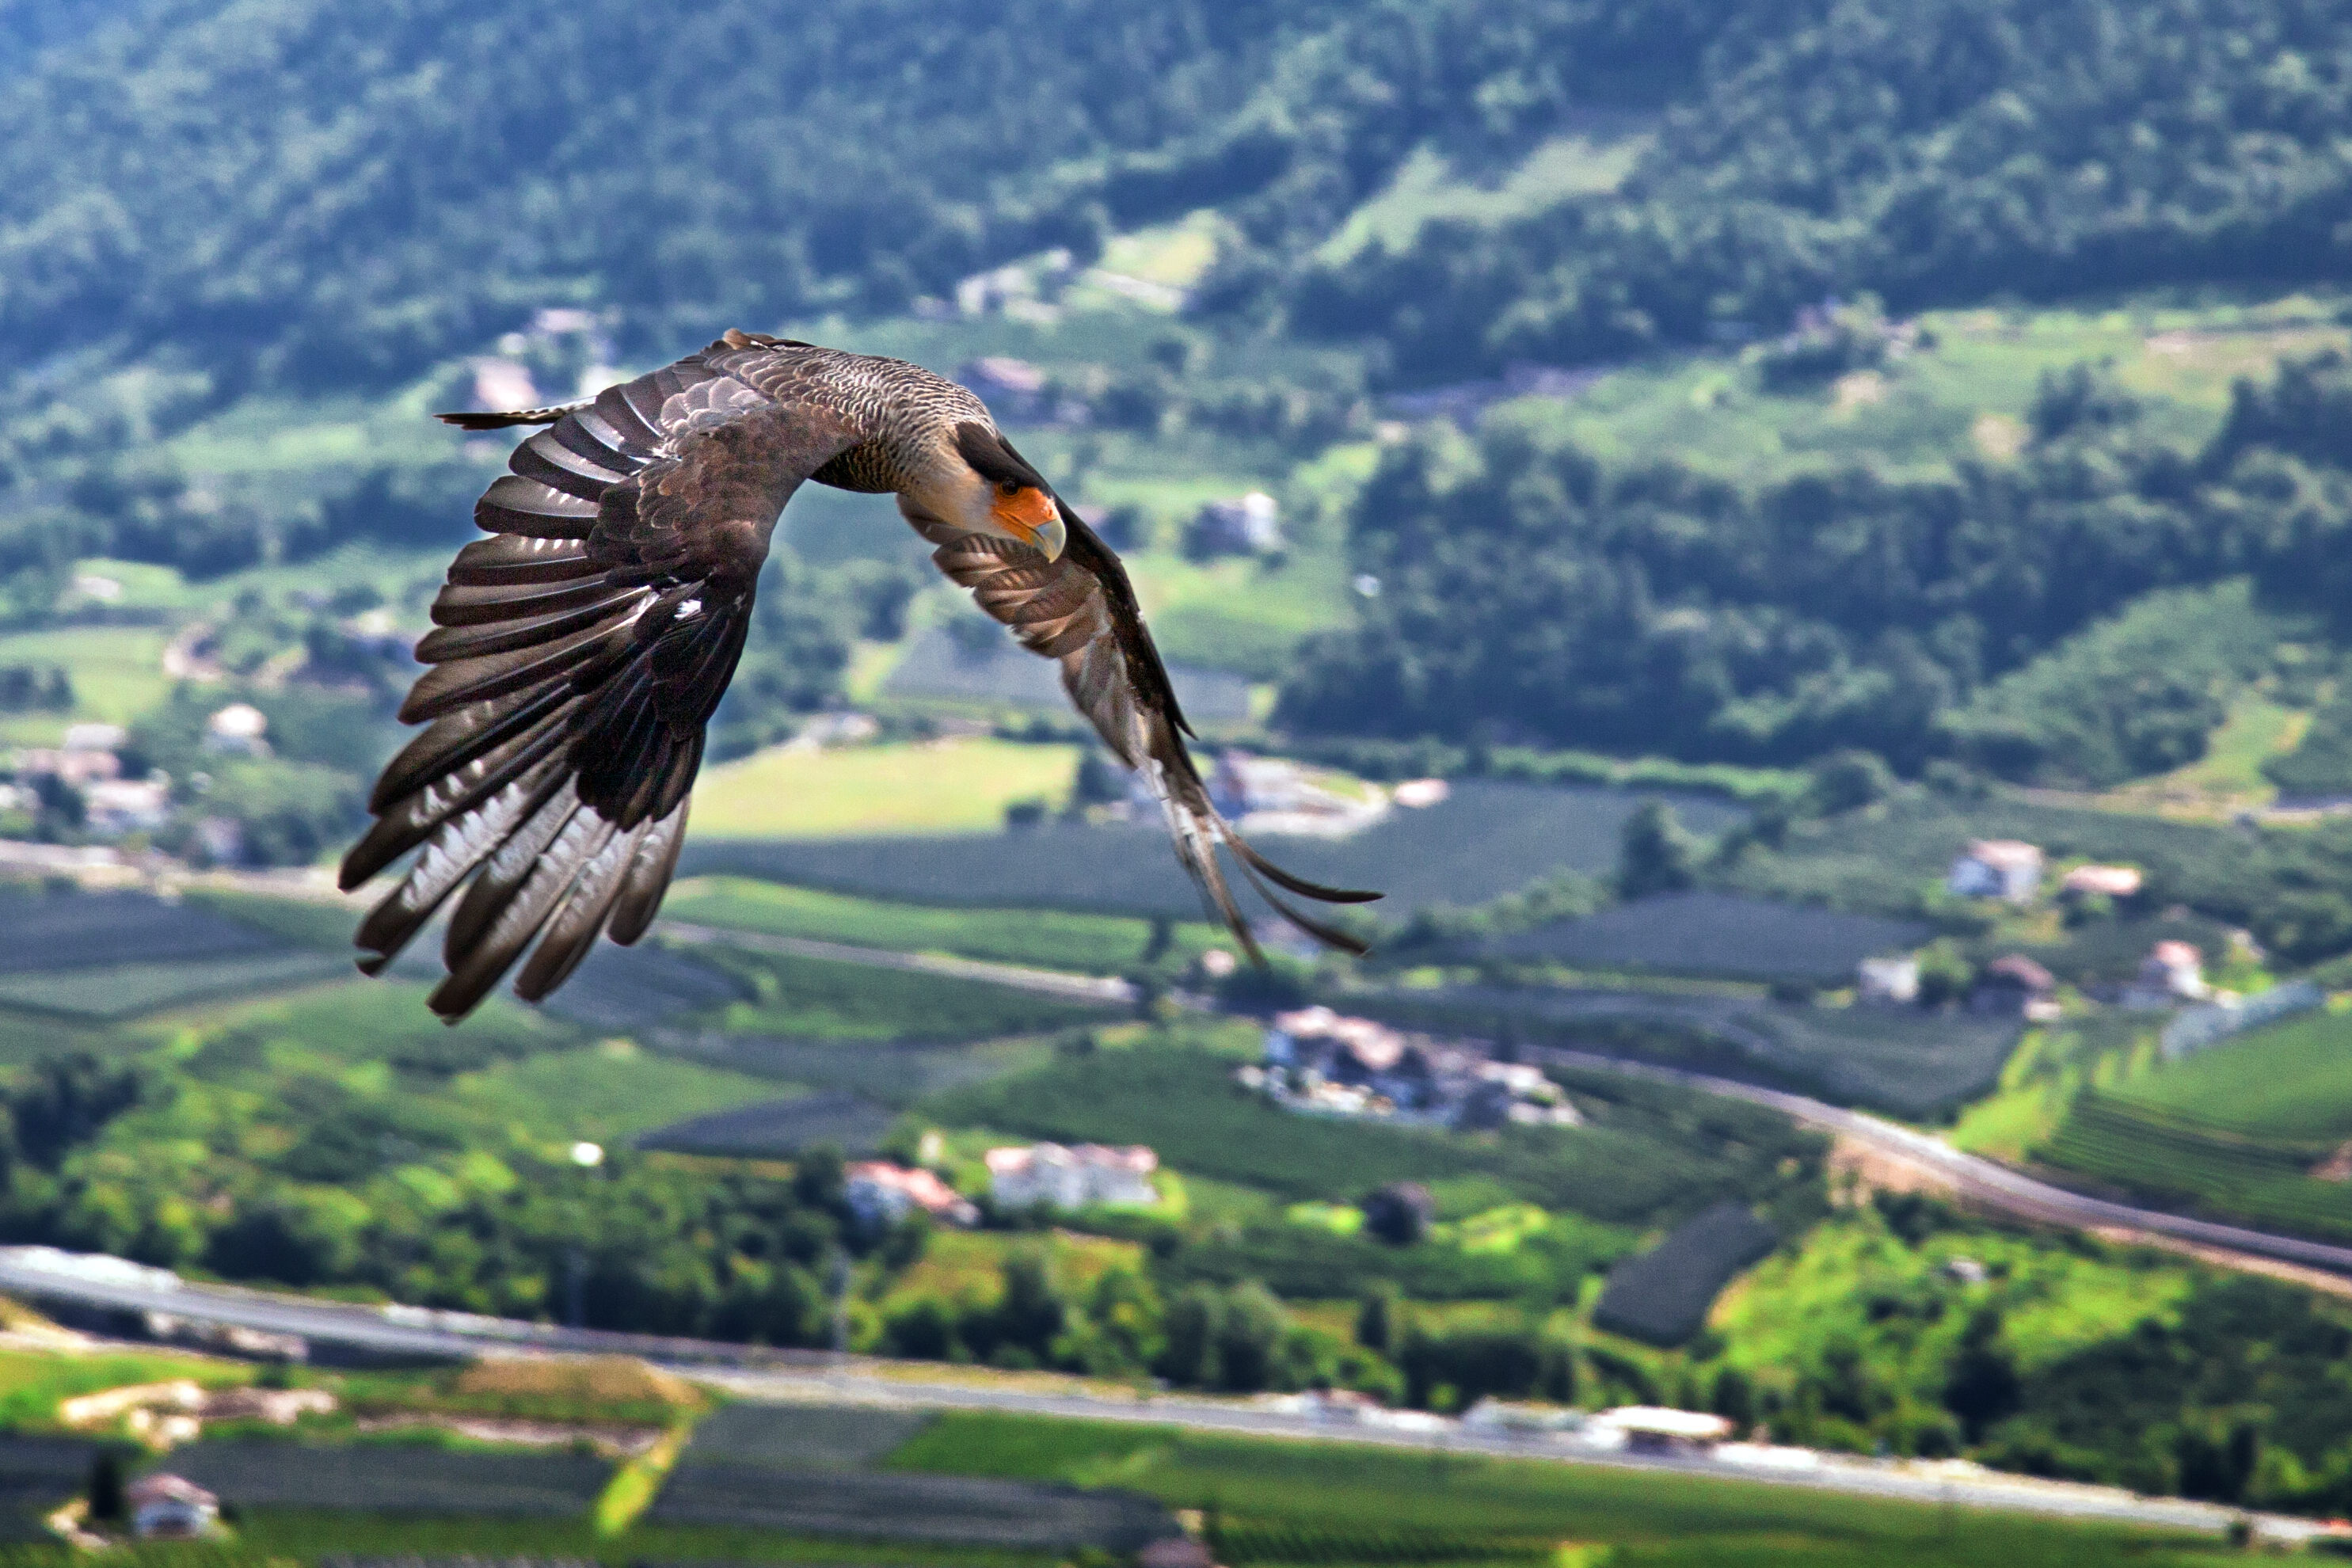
[1524, 1045, 2352, 1279]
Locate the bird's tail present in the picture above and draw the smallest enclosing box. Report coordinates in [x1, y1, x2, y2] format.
[436, 402, 590, 432]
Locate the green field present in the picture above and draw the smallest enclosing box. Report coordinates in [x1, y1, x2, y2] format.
[0, 625, 172, 733]
[2039, 1093, 2352, 1240]
[155, 976, 578, 1074]
[664, 877, 1220, 973]
[453, 1042, 790, 1143]
[702, 946, 1127, 1041]
[887, 1411, 2235, 1568]
[0, 950, 347, 1020]
[2012, 1009, 2352, 1238]
[2115, 1007, 2352, 1138]
[691, 739, 1082, 838]
[1714, 1211, 2198, 1395]
[1525, 297, 2344, 485]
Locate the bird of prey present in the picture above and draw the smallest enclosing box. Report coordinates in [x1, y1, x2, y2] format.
[341, 331, 1380, 1019]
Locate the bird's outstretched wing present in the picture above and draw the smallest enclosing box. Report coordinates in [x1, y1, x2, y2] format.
[906, 474, 1381, 961]
[344, 333, 865, 1019]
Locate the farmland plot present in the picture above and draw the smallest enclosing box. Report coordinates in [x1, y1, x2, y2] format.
[0, 889, 281, 972]
[658, 1032, 1047, 1107]
[0, 886, 362, 1022]
[157, 1441, 611, 1516]
[660, 876, 1221, 974]
[0, 950, 346, 1020]
[644, 1463, 1174, 1550]
[680, 781, 1746, 921]
[535, 942, 750, 1031]
[677, 1400, 929, 1471]
[636, 1090, 898, 1158]
[2039, 1091, 2352, 1241]
[1592, 1201, 1779, 1346]
[0, 1436, 97, 1540]
[695, 947, 1124, 1041]
[927, 1041, 1825, 1232]
[1492, 892, 1928, 984]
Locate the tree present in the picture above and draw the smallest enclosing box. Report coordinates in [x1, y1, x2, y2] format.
[994, 1246, 1068, 1361]
[1214, 1281, 1288, 1393]
[1943, 1309, 2021, 1441]
[1158, 1284, 1224, 1388]
[1356, 1284, 1399, 1355]
[1806, 749, 1895, 816]
[86, 1449, 123, 1524]
[1711, 1365, 1756, 1430]
[1361, 1182, 1433, 1247]
[1616, 802, 1699, 900]
[792, 1145, 846, 1213]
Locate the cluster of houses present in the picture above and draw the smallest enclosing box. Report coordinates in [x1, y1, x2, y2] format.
[4, 723, 169, 838]
[986, 1142, 1160, 1210]
[1854, 839, 2227, 1018]
[842, 1141, 1163, 1228]
[1239, 1006, 1582, 1129]
[1, 703, 296, 850]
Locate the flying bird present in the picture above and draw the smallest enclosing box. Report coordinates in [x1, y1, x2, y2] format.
[342, 332, 1380, 1019]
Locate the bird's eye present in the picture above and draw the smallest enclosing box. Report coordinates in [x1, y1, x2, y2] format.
[999, 480, 1022, 497]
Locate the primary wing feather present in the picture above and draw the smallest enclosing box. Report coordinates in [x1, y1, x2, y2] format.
[344, 332, 867, 1019]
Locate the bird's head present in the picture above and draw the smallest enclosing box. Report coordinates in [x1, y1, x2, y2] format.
[947, 422, 1066, 562]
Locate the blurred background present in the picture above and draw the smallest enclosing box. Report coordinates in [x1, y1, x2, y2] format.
[1, 2, 2351, 1560]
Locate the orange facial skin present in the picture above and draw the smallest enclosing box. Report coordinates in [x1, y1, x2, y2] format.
[991, 483, 1059, 542]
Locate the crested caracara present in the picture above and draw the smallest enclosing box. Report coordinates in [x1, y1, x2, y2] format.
[341, 332, 1379, 1018]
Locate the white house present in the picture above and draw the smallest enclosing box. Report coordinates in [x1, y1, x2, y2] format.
[1855, 955, 1920, 1005]
[2133, 939, 2209, 1003]
[83, 778, 170, 837]
[127, 1474, 218, 1539]
[1947, 839, 2043, 903]
[1189, 492, 1284, 556]
[2060, 863, 2142, 900]
[986, 1143, 1159, 1210]
[204, 703, 270, 756]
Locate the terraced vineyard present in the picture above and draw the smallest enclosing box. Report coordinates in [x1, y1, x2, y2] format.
[2038, 1091, 2352, 1240]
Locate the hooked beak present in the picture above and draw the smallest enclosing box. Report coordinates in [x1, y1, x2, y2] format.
[1029, 510, 1067, 563]
[993, 486, 1066, 563]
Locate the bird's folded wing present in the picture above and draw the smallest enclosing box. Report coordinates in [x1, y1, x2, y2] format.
[906, 493, 1380, 960]
[344, 334, 864, 1019]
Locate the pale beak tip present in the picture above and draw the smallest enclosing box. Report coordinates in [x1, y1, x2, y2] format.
[1033, 515, 1068, 564]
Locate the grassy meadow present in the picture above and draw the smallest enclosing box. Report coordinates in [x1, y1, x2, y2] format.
[889, 1411, 2242, 1568]
[663, 877, 1223, 973]
[690, 739, 1082, 838]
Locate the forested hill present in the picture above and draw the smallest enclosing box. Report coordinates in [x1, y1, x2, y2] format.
[4, 0, 2349, 391]
[1294, 0, 2352, 378]
[0, 0, 1743, 389]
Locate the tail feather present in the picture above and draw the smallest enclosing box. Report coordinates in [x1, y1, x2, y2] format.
[436, 403, 588, 431]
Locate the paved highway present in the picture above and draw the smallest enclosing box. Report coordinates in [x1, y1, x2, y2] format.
[0, 1246, 2321, 1544]
[698, 1364, 2323, 1545]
